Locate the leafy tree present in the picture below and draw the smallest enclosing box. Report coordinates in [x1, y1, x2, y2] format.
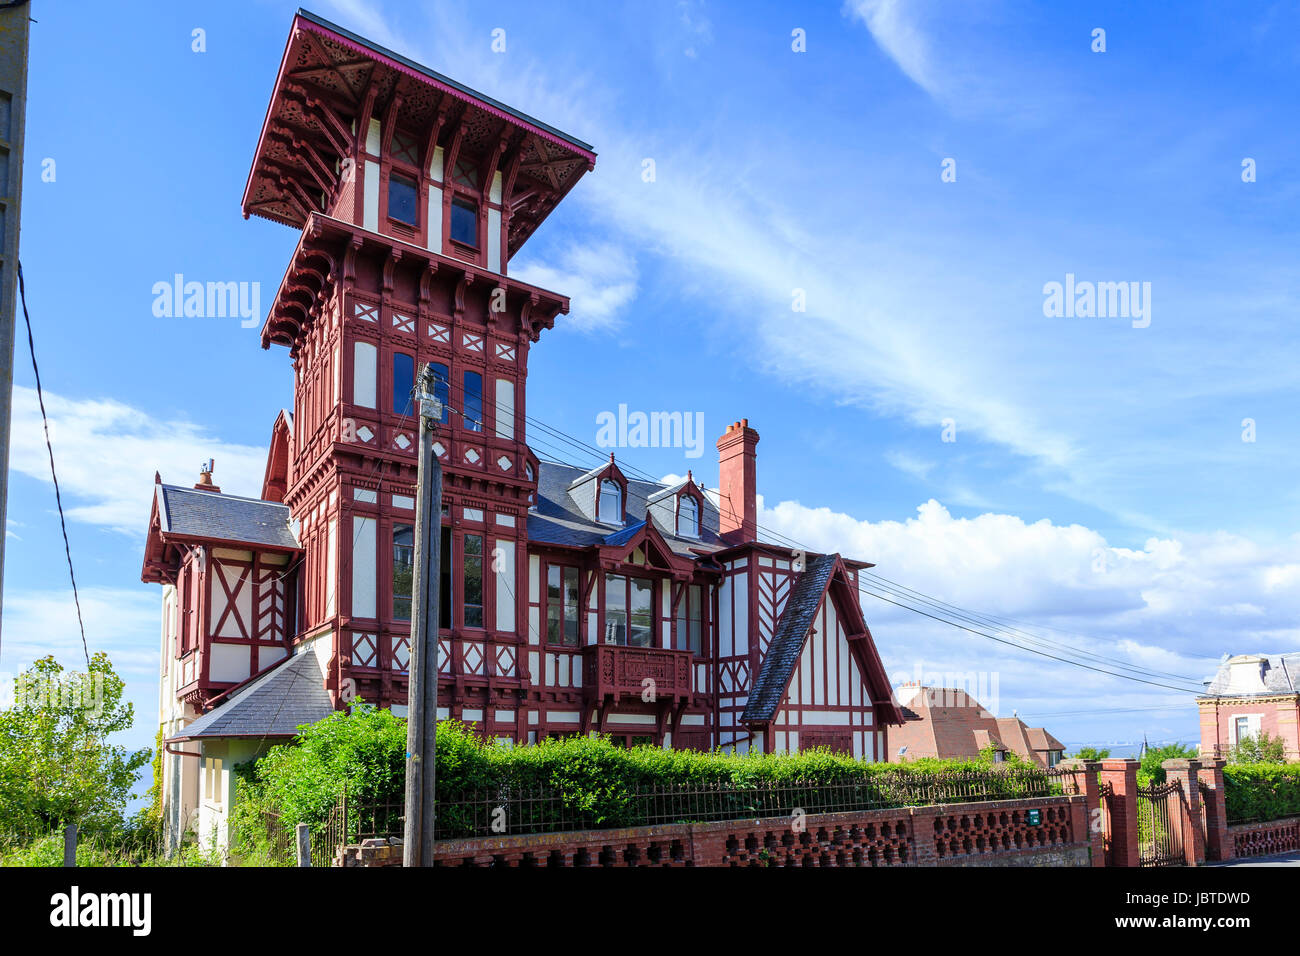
[1071, 747, 1111, 760]
[1228, 731, 1287, 765]
[0, 653, 150, 833]
[1139, 742, 1198, 785]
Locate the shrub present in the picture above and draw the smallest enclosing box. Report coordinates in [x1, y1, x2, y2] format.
[235, 707, 1067, 840]
[1222, 763, 1300, 823]
[1228, 732, 1287, 765]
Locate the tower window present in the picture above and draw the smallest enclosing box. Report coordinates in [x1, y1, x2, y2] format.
[462, 371, 483, 432]
[393, 352, 414, 415]
[450, 197, 478, 247]
[463, 534, 484, 628]
[392, 524, 413, 620]
[598, 479, 622, 524]
[428, 362, 450, 424]
[388, 173, 418, 226]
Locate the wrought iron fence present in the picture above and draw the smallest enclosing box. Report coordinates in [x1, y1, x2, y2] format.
[322, 765, 1083, 845]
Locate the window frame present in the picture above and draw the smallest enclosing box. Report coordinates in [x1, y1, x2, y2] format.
[545, 562, 582, 647]
[462, 532, 485, 630]
[386, 171, 420, 228]
[598, 479, 623, 525]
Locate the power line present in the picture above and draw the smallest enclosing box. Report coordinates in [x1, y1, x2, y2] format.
[17, 263, 90, 669]
[507, 408, 1207, 691]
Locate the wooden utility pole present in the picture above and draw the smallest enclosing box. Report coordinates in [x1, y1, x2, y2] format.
[403, 364, 442, 866]
[0, 0, 31, 654]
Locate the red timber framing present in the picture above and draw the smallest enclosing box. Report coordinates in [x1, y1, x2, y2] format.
[141, 483, 301, 713]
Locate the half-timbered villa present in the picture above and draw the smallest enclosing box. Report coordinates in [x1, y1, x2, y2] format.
[142, 10, 903, 851]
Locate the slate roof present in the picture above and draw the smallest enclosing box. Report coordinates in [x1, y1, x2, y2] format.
[742, 553, 838, 722]
[1202, 653, 1300, 697]
[157, 484, 299, 551]
[168, 651, 332, 740]
[528, 460, 723, 557]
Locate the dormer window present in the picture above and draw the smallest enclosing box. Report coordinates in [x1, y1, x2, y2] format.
[599, 479, 623, 524]
[676, 494, 699, 538]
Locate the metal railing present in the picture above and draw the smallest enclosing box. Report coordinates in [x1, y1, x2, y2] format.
[325, 766, 1083, 845]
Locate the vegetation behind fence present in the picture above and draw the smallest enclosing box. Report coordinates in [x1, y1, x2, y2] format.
[230, 706, 1083, 854]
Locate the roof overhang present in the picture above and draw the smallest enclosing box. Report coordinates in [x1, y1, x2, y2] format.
[260, 213, 570, 350]
[242, 10, 595, 256]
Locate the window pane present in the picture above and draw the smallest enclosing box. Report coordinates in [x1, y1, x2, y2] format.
[429, 363, 450, 424]
[605, 574, 626, 645]
[463, 534, 483, 628]
[563, 567, 580, 644]
[677, 496, 698, 537]
[630, 578, 653, 647]
[546, 566, 562, 644]
[392, 524, 413, 620]
[388, 174, 418, 225]
[393, 353, 414, 415]
[450, 197, 478, 246]
[463, 371, 483, 432]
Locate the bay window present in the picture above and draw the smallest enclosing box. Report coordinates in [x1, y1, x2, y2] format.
[605, 574, 653, 646]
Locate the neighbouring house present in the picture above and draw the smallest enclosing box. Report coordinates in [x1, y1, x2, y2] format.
[141, 10, 904, 854]
[889, 684, 1065, 768]
[1198, 654, 1300, 762]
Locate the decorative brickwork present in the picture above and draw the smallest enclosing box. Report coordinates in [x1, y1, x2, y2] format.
[337, 794, 1091, 867]
[1229, 815, 1300, 860]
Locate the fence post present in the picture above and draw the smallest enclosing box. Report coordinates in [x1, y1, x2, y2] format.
[1161, 758, 1204, 866]
[296, 823, 311, 867]
[63, 823, 76, 867]
[1197, 757, 1232, 862]
[1060, 759, 1104, 867]
[1099, 759, 1140, 867]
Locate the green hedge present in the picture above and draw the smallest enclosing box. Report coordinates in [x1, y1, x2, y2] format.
[1223, 763, 1300, 824]
[233, 704, 1063, 841]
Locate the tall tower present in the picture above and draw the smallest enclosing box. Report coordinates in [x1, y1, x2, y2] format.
[243, 11, 595, 714]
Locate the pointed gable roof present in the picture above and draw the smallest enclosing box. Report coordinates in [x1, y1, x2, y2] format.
[741, 553, 902, 726]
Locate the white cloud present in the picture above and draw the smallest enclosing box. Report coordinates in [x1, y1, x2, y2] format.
[511, 241, 639, 332]
[885, 449, 935, 481]
[9, 386, 268, 534]
[843, 0, 942, 97]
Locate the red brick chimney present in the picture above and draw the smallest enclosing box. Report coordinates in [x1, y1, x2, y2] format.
[716, 419, 759, 544]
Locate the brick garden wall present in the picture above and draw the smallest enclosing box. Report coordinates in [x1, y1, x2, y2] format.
[1228, 815, 1300, 860]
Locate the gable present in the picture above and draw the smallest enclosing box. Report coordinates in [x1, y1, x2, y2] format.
[742, 554, 902, 727]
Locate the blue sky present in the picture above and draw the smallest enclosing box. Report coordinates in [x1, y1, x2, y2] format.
[4, 0, 1300, 778]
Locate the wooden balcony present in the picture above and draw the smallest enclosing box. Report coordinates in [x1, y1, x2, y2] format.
[581, 644, 694, 704]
